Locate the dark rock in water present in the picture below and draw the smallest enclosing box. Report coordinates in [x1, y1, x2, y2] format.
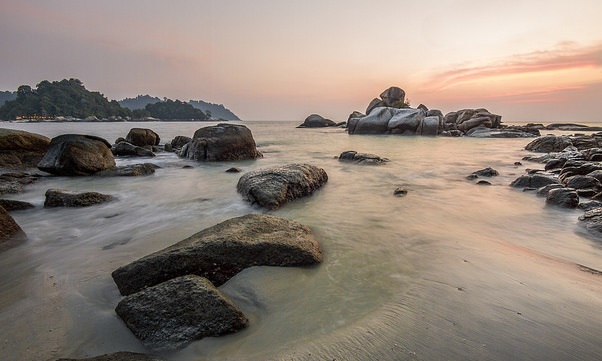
[237, 164, 328, 210]
[0, 172, 41, 195]
[380, 86, 407, 108]
[510, 174, 559, 188]
[545, 158, 567, 171]
[37, 134, 115, 176]
[476, 180, 492, 185]
[546, 188, 579, 208]
[338, 150, 389, 165]
[563, 175, 602, 193]
[112, 214, 323, 295]
[0, 205, 27, 252]
[0, 128, 50, 169]
[0, 199, 35, 211]
[514, 161, 523, 166]
[44, 189, 114, 207]
[115, 275, 247, 352]
[298, 114, 336, 128]
[180, 124, 262, 161]
[170, 135, 192, 151]
[393, 187, 408, 196]
[95, 163, 158, 177]
[536, 184, 565, 197]
[112, 141, 155, 157]
[225, 167, 242, 173]
[55, 351, 165, 361]
[578, 207, 602, 237]
[125, 128, 160, 147]
[525, 135, 572, 153]
[468, 167, 499, 178]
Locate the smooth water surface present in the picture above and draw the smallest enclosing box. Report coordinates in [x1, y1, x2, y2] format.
[1, 121, 601, 360]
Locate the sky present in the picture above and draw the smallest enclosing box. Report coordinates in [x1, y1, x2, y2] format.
[1, 0, 601, 122]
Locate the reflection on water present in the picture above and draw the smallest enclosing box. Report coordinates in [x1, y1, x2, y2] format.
[1, 121, 602, 360]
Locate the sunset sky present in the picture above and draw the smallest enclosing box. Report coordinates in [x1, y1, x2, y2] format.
[1, 0, 601, 122]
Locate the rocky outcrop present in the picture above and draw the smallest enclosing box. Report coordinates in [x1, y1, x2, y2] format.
[112, 214, 323, 295]
[37, 134, 115, 176]
[44, 189, 114, 207]
[0, 205, 27, 252]
[125, 128, 160, 147]
[112, 141, 155, 157]
[237, 164, 328, 210]
[0, 128, 50, 169]
[180, 124, 262, 161]
[115, 275, 247, 351]
[95, 163, 158, 177]
[338, 151, 389, 165]
[444, 108, 501, 133]
[348, 107, 442, 136]
[55, 352, 165, 361]
[298, 114, 337, 128]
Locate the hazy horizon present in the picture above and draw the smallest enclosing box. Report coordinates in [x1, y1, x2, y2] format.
[1, 1, 601, 122]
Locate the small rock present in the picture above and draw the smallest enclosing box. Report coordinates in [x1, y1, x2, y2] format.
[44, 189, 114, 207]
[338, 150, 389, 165]
[393, 187, 408, 196]
[226, 167, 242, 173]
[476, 180, 492, 185]
[95, 163, 158, 177]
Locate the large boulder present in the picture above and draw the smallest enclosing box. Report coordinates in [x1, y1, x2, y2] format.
[115, 275, 248, 352]
[0, 205, 27, 252]
[387, 108, 424, 133]
[112, 214, 323, 295]
[348, 107, 393, 135]
[525, 135, 573, 153]
[37, 134, 115, 176]
[44, 189, 114, 207]
[0, 128, 50, 169]
[380, 86, 406, 108]
[298, 114, 336, 128]
[180, 124, 262, 161]
[237, 164, 328, 210]
[55, 352, 165, 361]
[125, 128, 160, 147]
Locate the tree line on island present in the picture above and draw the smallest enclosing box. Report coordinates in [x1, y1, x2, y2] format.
[0, 78, 240, 121]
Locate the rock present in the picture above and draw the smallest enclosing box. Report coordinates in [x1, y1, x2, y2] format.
[112, 214, 323, 295]
[469, 167, 499, 178]
[536, 184, 565, 197]
[225, 167, 242, 173]
[578, 207, 602, 236]
[476, 180, 492, 185]
[365, 98, 385, 115]
[95, 163, 158, 177]
[387, 108, 424, 132]
[348, 107, 393, 135]
[0, 199, 35, 211]
[393, 187, 408, 196]
[380, 86, 406, 108]
[418, 116, 441, 136]
[0, 172, 41, 195]
[510, 174, 559, 188]
[0, 205, 27, 252]
[465, 126, 539, 138]
[170, 136, 191, 150]
[112, 141, 155, 157]
[444, 108, 502, 132]
[545, 158, 568, 171]
[44, 189, 114, 207]
[115, 275, 247, 352]
[180, 124, 262, 161]
[298, 114, 336, 128]
[37, 134, 115, 176]
[0, 128, 50, 169]
[563, 175, 602, 192]
[125, 128, 160, 147]
[578, 201, 602, 212]
[546, 188, 579, 208]
[338, 151, 388, 165]
[55, 352, 165, 361]
[525, 135, 573, 153]
[237, 164, 328, 210]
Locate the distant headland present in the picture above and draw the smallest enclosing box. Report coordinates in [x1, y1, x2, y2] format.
[0, 78, 240, 122]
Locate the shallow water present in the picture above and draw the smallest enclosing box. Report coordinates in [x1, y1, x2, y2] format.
[1, 121, 601, 361]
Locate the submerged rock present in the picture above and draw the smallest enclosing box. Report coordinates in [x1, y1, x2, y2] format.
[112, 214, 323, 295]
[180, 124, 262, 161]
[338, 150, 389, 165]
[37, 134, 115, 176]
[0, 128, 50, 169]
[112, 141, 155, 157]
[298, 114, 337, 128]
[95, 163, 158, 177]
[468, 167, 499, 179]
[0, 205, 27, 252]
[237, 164, 328, 210]
[115, 275, 247, 352]
[44, 189, 114, 207]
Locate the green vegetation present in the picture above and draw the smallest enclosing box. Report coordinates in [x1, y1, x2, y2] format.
[0, 91, 16, 106]
[144, 99, 209, 120]
[0, 79, 131, 120]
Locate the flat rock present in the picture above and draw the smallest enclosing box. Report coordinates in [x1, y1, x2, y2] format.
[95, 163, 158, 177]
[0, 205, 27, 252]
[237, 164, 328, 210]
[44, 189, 114, 207]
[37, 134, 115, 176]
[115, 275, 248, 352]
[112, 214, 323, 295]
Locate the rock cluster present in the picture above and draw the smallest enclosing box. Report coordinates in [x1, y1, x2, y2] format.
[112, 214, 323, 351]
[513, 133, 602, 236]
[237, 164, 328, 210]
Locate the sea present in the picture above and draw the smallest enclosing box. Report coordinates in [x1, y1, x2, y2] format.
[1, 120, 602, 361]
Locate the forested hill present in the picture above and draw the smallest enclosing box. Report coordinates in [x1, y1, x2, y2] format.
[0, 91, 16, 105]
[119, 95, 240, 120]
